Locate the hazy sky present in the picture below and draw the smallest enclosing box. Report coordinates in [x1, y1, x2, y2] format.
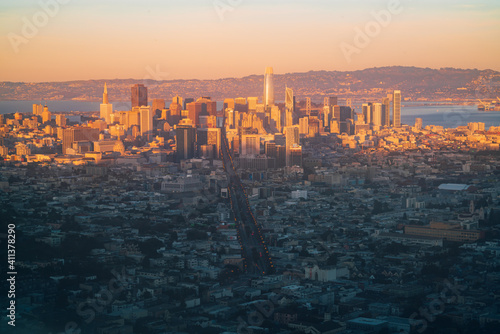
[1, 0, 499, 82]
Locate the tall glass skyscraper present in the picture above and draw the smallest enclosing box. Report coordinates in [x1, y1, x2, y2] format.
[131, 84, 148, 107]
[393, 90, 401, 127]
[263, 67, 274, 109]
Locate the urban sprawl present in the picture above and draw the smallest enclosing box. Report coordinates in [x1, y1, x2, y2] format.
[1, 68, 500, 334]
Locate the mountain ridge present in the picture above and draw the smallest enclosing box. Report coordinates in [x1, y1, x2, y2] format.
[1, 66, 499, 102]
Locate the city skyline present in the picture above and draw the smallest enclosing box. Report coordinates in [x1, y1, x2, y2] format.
[1, 0, 500, 82]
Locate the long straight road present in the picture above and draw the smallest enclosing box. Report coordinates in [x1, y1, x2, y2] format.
[220, 127, 274, 275]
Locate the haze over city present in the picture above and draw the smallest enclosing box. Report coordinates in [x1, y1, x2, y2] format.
[1, 0, 500, 82]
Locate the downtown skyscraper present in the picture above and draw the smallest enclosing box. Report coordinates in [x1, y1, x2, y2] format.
[100, 83, 113, 124]
[285, 87, 294, 127]
[393, 90, 401, 128]
[131, 84, 148, 107]
[263, 67, 274, 110]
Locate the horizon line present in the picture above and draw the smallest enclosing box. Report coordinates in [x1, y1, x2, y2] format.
[2, 66, 499, 84]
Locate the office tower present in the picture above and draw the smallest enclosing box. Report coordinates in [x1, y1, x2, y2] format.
[324, 96, 338, 107]
[235, 97, 247, 105]
[241, 134, 260, 156]
[152, 99, 165, 117]
[289, 146, 302, 167]
[308, 118, 320, 137]
[33, 103, 43, 116]
[161, 108, 168, 120]
[357, 113, 365, 125]
[224, 98, 235, 110]
[234, 98, 249, 114]
[206, 100, 217, 116]
[195, 97, 210, 118]
[247, 97, 258, 111]
[323, 106, 331, 127]
[187, 102, 202, 126]
[131, 84, 148, 107]
[183, 98, 194, 110]
[129, 107, 141, 128]
[284, 126, 299, 166]
[340, 120, 352, 135]
[285, 87, 294, 127]
[255, 104, 265, 114]
[140, 105, 153, 139]
[224, 109, 234, 129]
[172, 95, 183, 106]
[270, 105, 281, 131]
[62, 127, 99, 154]
[42, 106, 51, 124]
[263, 67, 274, 109]
[197, 127, 221, 158]
[276, 145, 286, 168]
[169, 102, 182, 125]
[100, 83, 113, 124]
[116, 111, 129, 129]
[393, 90, 401, 127]
[285, 109, 293, 128]
[56, 115, 66, 127]
[372, 103, 382, 126]
[362, 103, 371, 125]
[176, 125, 196, 160]
[306, 98, 312, 116]
[415, 118, 423, 130]
[340, 106, 353, 122]
[382, 96, 391, 127]
[299, 117, 309, 135]
[265, 142, 276, 157]
[330, 119, 340, 134]
[333, 105, 340, 120]
[206, 115, 217, 128]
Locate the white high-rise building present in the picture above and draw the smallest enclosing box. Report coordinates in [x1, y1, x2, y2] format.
[100, 83, 113, 124]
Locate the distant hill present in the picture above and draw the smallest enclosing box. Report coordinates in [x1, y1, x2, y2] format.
[1, 66, 499, 103]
